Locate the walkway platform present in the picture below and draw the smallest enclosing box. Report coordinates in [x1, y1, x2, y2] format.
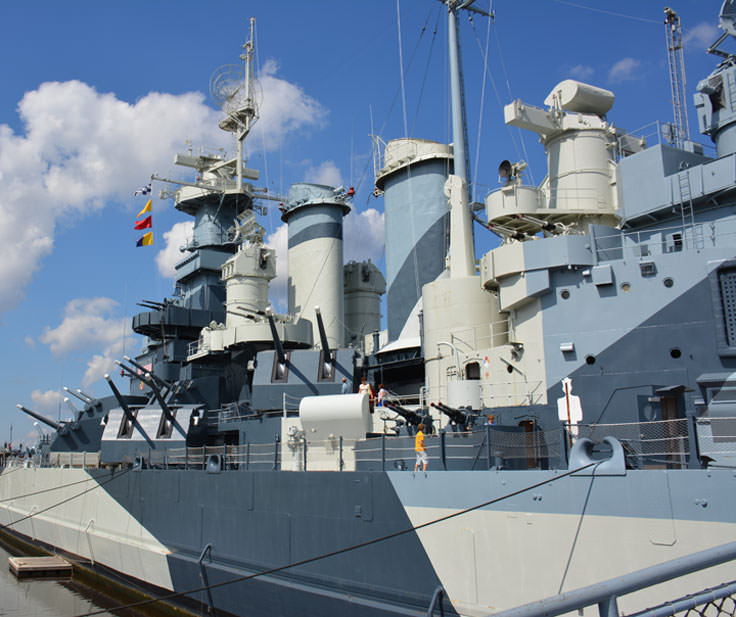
[8, 555, 72, 578]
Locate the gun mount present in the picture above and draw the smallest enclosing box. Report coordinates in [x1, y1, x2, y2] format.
[432, 401, 476, 432]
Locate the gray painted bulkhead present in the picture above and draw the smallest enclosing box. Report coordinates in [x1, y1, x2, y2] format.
[93, 468, 454, 616]
[381, 160, 451, 341]
[485, 133, 736, 431]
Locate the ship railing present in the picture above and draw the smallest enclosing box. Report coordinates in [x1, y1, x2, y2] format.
[487, 541, 736, 617]
[161, 441, 282, 471]
[567, 417, 693, 469]
[592, 222, 710, 262]
[179, 225, 246, 252]
[447, 319, 512, 353]
[143, 427, 565, 473]
[422, 381, 545, 413]
[282, 393, 302, 417]
[349, 427, 564, 472]
[615, 120, 715, 160]
[388, 392, 421, 407]
[33, 451, 101, 469]
[38, 417, 733, 473]
[371, 135, 419, 178]
[207, 403, 275, 426]
[211, 402, 241, 425]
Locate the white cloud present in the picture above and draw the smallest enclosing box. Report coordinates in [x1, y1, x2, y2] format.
[569, 65, 594, 81]
[30, 389, 64, 414]
[344, 207, 385, 264]
[24, 335, 35, 348]
[39, 297, 123, 354]
[0, 81, 222, 315]
[38, 296, 137, 386]
[304, 160, 343, 187]
[265, 223, 289, 312]
[247, 59, 327, 153]
[0, 63, 326, 317]
[607, 57, 641, 83]
[81, 338, 127, 387]
[156, 221, 194, 278]
[684, 22, 719, 49]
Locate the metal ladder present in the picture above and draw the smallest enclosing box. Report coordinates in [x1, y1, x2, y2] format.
[677, 171, 703, 249]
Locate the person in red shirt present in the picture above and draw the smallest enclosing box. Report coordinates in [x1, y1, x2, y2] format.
[414, 423, 427, 472]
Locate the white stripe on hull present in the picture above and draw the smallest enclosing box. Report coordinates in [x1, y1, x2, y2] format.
[0, 467, 174, 591]
[402, 505, 736, 617]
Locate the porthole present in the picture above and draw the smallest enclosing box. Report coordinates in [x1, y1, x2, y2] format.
[506, 364, 514, 374]
[585, 355, 596, 365]
[663, 277, 674, 288]
[620, 282, 631, 292]
[670, 348, 682, 359]
[560, 289, 570, 300]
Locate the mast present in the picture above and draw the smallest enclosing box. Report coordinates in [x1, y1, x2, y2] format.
[444, 0, 492, 276]
[237, 17, 257, 191]
[445, 0, 492, 194]
[448, 4, 471, 188]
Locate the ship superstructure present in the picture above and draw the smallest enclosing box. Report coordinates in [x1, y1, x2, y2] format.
[3, 4, 736, 617]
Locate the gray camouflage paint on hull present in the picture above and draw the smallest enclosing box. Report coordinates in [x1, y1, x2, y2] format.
[94, 469, 457, 616]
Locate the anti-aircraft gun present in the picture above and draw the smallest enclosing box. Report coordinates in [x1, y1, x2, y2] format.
[384, 401, 433, 436]
[431, 401, 477, 432]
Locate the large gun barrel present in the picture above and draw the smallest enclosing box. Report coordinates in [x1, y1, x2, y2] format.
[16, 404, 61, 431]
[63, 386, 92, 405]
[314, 306, 332, 359]
[104, 374, 137, 424]
[314, 306, 334, 379]
[432, 401, 470, 428]
[385, 401, 422, 426]
[123, 355, 172, 389]
[267, 311, 287, 367]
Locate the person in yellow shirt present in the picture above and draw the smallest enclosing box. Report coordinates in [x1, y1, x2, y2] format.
[414, 423, 428, 472]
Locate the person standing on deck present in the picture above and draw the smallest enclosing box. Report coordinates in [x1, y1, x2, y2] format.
[359, 377, 375, 411]
[376, 384, 388, 407]
[414, 423, 428, 472]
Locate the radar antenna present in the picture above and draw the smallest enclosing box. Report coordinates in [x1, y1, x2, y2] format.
[708, 0, 736, 58]
[664, 7, 690, 148]
[210, 17, 259, 192]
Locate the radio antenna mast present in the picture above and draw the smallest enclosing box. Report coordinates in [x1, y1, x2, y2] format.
[664, 7, 690, 148]
[210, 17, 259, 191]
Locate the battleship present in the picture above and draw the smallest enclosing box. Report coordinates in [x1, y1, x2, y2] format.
[2, 2, 736, 617]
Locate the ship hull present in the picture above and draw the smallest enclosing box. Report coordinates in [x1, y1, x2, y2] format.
[1, 465, 734, 617]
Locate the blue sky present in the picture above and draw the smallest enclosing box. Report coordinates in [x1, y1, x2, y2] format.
[0, 0, 723, 445]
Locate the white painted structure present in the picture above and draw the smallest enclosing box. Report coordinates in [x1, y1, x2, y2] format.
[487, 79, 628, 238]
[188, 239, 312, 361]
[421, 175, 506, 409]
[283, 183, 351, 349]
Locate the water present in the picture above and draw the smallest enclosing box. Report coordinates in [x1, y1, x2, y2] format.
[0, 543, 120, 617]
